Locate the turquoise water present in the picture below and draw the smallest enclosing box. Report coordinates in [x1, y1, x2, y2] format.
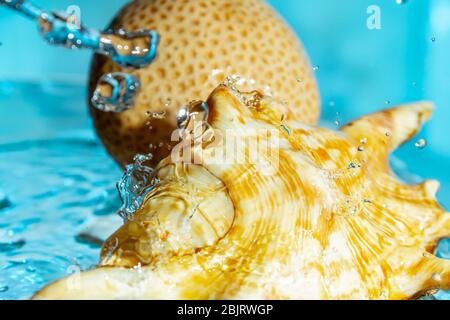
[0, 82, 122, 299]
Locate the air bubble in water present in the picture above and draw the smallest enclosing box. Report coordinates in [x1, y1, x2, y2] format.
[91, 72, 141, 113]
[313, 65, 320, 71]
[0, 286, 8, 293]
[396, 0, 408, 4]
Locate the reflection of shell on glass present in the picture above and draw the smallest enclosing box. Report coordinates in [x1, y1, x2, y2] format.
[35, 86, 450, 300]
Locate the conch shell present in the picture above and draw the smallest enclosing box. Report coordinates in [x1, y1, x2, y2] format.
[35, 86, 449, 299]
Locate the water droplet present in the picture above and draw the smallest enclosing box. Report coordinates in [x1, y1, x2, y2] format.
[133, 153, 153, 164]
[281, 124, 291, 135]
[223, 75, 242, 91]
[432, 273, 442, 282]
[431, 36, 436, 43]
[385, 131, 391, 137]
[91, 72, 141, 113]
[0, 286, 8, 293]
[396, 0, 408, 4]
[313, 65, 320, 71]
[176, 101, 209, 132]
[348, 162, 357, 169]
[176, 107, 189, 130]
[240, 91, 263, 108]
[334, 112, 341, 127]
[415, 138, 427, 149]
[385, 100, 391, 105]
[357, 138, 367, 152]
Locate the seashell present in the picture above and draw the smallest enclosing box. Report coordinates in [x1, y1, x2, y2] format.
[35, 86, 449, 299]
[89, 0, 320, 168]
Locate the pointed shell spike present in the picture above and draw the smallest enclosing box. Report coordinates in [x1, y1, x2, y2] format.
[341, 102, 434, 156]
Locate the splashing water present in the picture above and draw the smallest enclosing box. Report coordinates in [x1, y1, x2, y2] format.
[116, 154, 159, 220]
[99, 28, 160, 69]
[0, 0, 160, 114]
[91, 73, 141, 113]
[0, 0, 160, 68]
